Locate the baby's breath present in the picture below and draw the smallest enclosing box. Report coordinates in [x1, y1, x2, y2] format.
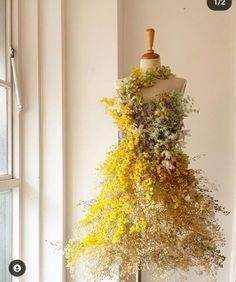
[65, 66, 228, 282]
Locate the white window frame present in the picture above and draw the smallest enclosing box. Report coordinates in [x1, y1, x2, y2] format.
[0, 0, 21, 277]
[0, 0, 21, 183]
[0, 0, 12, 182]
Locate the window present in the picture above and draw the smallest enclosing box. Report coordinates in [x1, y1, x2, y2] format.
[0, 190, 12, 282]
[0, 0, 19, 280]
[0, 0, 8, 177]
[0, 87, 7, 175]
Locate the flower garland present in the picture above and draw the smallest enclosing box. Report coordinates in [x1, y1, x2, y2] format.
[65, 66, 228, 281]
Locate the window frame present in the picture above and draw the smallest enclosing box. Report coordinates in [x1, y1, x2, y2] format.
[0, 1, 20, 281]
[0, 0, 21, 185]
[0, 0, 13, 182]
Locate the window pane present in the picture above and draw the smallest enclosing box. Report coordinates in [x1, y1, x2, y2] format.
[0, 87, 7, 175]
[0, 190, 12, 282]
[0, 0, 6, 80]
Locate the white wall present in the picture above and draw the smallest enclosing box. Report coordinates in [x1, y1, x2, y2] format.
[65, 0, 119, 281]
[121, 1, 235, 281]
[38, 0, 65, 281]
[19, 0, 65, 281]
[120, 1, 236, 281]
[19, 0, 119, 281]
[19, 0, 40, 280]
[65, 1, 236, 282]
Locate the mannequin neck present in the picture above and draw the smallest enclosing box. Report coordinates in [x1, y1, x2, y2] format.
[140, 57, 161, 73]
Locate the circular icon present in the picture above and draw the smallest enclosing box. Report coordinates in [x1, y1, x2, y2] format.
[13, 264, 21, 272]
[9, 260, 26, 277]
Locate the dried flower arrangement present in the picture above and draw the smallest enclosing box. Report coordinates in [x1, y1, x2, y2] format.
[65, 66, 228, 281]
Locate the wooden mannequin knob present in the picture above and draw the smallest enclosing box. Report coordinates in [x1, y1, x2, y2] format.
[141, 28, 160, 59]
[146, 28, 155, 53]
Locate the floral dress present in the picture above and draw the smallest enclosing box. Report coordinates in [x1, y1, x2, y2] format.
[65, 66, 228, 282]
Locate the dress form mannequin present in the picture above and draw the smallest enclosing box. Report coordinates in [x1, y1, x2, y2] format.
[117, 28, 187, 101]
[118, 29, 187, 282]
[139, 28, 187, 100]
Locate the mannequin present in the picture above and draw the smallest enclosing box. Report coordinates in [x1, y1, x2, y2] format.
[119, 29, 187, 282]
[117, 28, 187, 101]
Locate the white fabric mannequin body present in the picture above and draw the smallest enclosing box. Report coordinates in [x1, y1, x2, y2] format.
[117, 29, 187, 101]
[117, 29, 187, 282]
[139, 57, 187, 101]
[116, 58, 187, 100]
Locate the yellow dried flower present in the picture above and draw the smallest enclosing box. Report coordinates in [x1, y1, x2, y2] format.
[65, 65, 228, 282]
[131, 67, 141, 77]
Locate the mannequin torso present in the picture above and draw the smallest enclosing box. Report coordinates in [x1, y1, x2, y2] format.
[117, 28, 187, 101]
[116, 58, 186, 101]
[139, 58, 187, 101]
[117, 29, 187, 282]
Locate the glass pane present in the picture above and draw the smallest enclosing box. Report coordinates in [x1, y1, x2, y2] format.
[0, 87, 7, 175]
[0, 0, 6, 80]
[0, 190, 12, 282]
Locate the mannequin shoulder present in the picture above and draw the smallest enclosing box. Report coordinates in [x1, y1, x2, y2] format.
[141, 76, 187, 101]
[167, 76, 187, 93]
[116, 76, 187, 96]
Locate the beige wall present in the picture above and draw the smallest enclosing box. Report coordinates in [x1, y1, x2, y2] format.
[121, 1, 235, 281]
[19, 0, 65, 281]
[65, 0, 119, 281]
[65, 0, 236, 281]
